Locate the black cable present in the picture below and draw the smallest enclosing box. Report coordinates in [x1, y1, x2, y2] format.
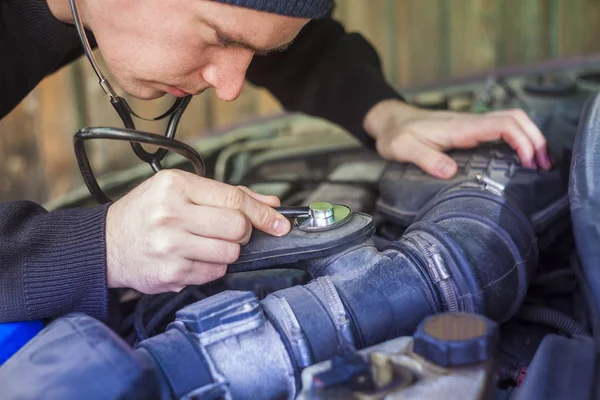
[119, 293, 168, 335]
[516, 304, 591, 337]
[143, 289, 205, 338]
[111, 95, 192, 168]
[189, 286, 209, 301]
[133, 294, 152, 342]
[570, 252, 600, 345]
[126, 287, 209, 343]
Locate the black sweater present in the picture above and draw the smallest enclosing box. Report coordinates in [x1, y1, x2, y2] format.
[0, 0, 402, 322]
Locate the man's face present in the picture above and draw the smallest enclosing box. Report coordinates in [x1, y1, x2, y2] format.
[84, 0, 309, 101]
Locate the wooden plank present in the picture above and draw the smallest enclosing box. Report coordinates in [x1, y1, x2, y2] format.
[254, 87, 283, 117]
[395, 0, 446, 86]
[500, 0, 550, 65]
[554, 0, 600, 58]
[395, 0, 412, 86]
[0, 94, 46, 203]
[580, 0, 600, 54]
[549, 0, 560, 58]
[206, 89, 239, 129]
[177, 94, 210, 140]
[447, 0, 500, 76]
[332, 0, 350, 22]
[233, 84, 260, 123]
[556, 0, 600, 57]
[340, 0, 394, 80]
[35, 65, 82, 201]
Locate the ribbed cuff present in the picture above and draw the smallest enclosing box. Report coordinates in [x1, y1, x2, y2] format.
[24, 204, 111, 321]
[212, 0, 333, 18]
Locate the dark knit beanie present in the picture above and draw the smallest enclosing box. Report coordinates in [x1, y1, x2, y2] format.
[211, 0, 333, 19]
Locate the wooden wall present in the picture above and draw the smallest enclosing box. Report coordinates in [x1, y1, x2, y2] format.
[2, 0, 600, 204]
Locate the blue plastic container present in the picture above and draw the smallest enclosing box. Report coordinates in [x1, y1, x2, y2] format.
[0, 321, 44, 365]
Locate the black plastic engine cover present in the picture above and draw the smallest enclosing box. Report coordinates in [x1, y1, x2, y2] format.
[376, 144, 568, 242]
[229, 212, 375, 274]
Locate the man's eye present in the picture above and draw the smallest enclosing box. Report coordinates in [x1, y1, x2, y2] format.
[214, 34, 228, 47]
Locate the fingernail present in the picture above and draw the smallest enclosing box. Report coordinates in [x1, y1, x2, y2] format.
[535, 151, 549, 170]
[274, 218, 291, 236]
[545, 152, 554, 168]
[438, 161, 456, 179]
[542, 153, 552, 170]
[523, 159, 536, 169]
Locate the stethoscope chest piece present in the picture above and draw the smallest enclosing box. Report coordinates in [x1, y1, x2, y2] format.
[294, 202, 353, 232]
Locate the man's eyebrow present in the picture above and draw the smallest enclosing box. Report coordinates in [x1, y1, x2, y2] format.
[210, 23, 293, 55]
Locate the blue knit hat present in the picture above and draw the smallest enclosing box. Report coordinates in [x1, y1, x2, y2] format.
[212, 0, 333, 19]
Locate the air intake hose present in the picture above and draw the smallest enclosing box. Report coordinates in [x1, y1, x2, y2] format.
[569, 92, 600, 317]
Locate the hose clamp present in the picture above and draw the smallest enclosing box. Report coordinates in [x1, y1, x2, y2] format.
[313, 276, 356, 352]
[262, 295, 313, 369]
[476, 173, 506, 196]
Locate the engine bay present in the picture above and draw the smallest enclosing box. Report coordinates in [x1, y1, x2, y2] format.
[2, 58, 600, 399]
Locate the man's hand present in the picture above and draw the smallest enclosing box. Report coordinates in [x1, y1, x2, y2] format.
[364, 99, 553, 179]
[105, 170, 291, 294]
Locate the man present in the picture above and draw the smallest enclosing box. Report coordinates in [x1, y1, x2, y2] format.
[0, 0, 551, 323]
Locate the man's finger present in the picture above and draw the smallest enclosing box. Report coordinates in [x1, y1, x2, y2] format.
[185, 262, 228, 286]
[183, 175, 291, 237]
[491, 109, 551, 170]
[181, 235, 242, 265]
[237, 186, 281, 207]
[183, 204, 252, 244]
[461, 115, 535, 169]
[494, 116, 537, 169]
[397, 136, 458, 179]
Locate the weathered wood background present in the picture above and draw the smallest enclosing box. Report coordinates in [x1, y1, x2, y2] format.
[2, 0, 600, 204]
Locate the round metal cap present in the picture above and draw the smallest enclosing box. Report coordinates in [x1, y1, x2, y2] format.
[309, 202, 335, 220]
[295, 202, 352, 232]
[413, 312, 498, 367]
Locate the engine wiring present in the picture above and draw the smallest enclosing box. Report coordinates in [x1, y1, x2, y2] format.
[121, 287, 207, 346]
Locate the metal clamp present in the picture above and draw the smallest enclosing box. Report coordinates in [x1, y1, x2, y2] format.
[412, 234, 459, 313]
[262, 295, 313, 369]
[314, 277, 356, 352]
[428, 251, 459, 313]
[476, 173, 506, 196]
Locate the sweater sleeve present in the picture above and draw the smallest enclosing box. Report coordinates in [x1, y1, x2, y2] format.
[0, 202, 110, 322]
[0, 0, 109, 322]
[246, 13, 404, 149]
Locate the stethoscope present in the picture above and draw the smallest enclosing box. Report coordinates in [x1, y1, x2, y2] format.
[68, 0, 205, 204]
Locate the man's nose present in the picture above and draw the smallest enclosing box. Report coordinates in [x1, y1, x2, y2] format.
[201, 49, 254, 101]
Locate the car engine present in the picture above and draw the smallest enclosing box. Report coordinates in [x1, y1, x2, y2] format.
[1, 59, 600, 400]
